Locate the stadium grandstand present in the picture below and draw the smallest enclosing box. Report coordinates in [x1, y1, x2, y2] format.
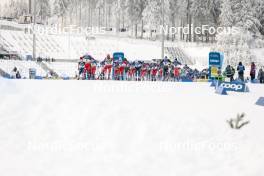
[0, 20, 119, 78]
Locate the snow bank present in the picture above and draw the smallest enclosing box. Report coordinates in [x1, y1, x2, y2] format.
[0, 79, 263, 176]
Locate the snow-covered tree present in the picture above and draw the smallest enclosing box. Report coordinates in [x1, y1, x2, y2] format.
[168, 0, 179, 40]
[96, 0, 105, 27]
[220, 0, 234, 27]
[220, 0, 261, 34]
[168, 0, 179, 24]
[237, 0, 261, 34]
[52, 0, 71, 26]
[112, 0, 126, 32]
[192, 0, 221, 25]
[37, 0, 51, 22]
[7, 0, 17, 18]
[253, 0, 264, 35]
[210, 0, 222, 25]
[191, 0, 209, 21]
[125, 0, 147, 37]
[215, 0, 264, 66]
[2, 0, 28, 18]
[53, 0, 71, 17]
[213, 28, 253, 66]
[143, 0, 169, 30]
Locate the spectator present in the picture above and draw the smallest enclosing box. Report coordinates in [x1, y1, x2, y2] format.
[258, 67, 264, 84]
[10, 67, 21, 79]
[250, 62, 256, 81]
[11, 67, 17, 79]
[16, 70, 21, 79]
[237, 62, 245, 82]
[224, 65, 235, 82]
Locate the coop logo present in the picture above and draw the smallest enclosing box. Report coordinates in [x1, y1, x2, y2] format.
[220, 83, 244, 91]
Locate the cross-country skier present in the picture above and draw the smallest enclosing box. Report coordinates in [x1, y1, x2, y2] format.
[173, 58, 182, 66]
[173, 66, 181, 81]
[180, 66, 187, 80]
[169, 64, 175, 81]
[158, 65, 163, 81]
[151, 63, 158, 81]
[78, 57, 85, 80]
[141, 63, 148, 81]
[160, 56, 171, 81]
[135, 60, 142, 81]
[128, 63, 136, 81]
[103, 54, 113, 80]
[124, 60, 130, 81]
[118, 57, 126, 80]
[146, 63, 151, 81]
[97, 61, 105, 80]
[90, 59, 97, 80]
[84, 59, 92, 80]
[113, 59, 120, 80]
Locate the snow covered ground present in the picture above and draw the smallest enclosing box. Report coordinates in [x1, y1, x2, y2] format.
[0, 59, 47, 78]
[0, 79, 263, 176]
[45, 62, 78, 78]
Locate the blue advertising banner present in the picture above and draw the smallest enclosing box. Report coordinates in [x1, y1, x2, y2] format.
[218, 81, 247, 93]
[209, 52, 223, 66]
[209, 52, 224, 79]
[256, 97, 264, 107]
[112, 52, 125, 80]
[113, 52, 125, 61]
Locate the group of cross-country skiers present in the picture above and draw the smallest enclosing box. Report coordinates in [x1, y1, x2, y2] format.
[77, 54, 264, 83]
[77, 54, 207, 81]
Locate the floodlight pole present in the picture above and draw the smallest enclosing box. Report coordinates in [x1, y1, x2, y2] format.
[29, 0, 32, 14]
[161, 0, 165, 60]
[32, 0, 37, 60]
